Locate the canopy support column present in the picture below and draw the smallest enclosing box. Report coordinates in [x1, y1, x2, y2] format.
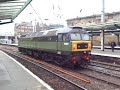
[91, 31, 93, 45]
[101, 30, 104, 51]
[117, 34, 120, 46]
[100, 0, 105, 51]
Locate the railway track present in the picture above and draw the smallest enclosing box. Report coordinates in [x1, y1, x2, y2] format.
[89, 60, 120, 78]
[73, 60, 120, 87]
[75, 68, 120, 87]
[0, 44, 120, 90]
[91, 60, 120, 71]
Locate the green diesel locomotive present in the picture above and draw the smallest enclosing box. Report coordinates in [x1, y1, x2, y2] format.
[18, 27, 92, 67]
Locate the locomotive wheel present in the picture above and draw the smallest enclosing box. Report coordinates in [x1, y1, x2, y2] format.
[33, 51, 39, 58]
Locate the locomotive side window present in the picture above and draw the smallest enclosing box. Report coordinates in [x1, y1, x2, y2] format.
[58, 34, 62, 41]
[63, 33, 70, 41]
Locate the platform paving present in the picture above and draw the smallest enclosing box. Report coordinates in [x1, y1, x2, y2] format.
[0, 50, 53, 90]
[92, 48, 120, 58]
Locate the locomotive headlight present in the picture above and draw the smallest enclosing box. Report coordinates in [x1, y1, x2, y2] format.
[73, 43, 76, 51]
[88, 43, 91, 49]
[73, 43, 76, 47]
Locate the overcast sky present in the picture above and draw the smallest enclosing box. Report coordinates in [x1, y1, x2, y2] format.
[1, 0, 120, 35]
[15, 0, 120, 22]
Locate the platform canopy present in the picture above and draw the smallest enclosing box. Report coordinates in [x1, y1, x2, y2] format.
[84, 21, 120, 31]
[0, 0, 32, 25]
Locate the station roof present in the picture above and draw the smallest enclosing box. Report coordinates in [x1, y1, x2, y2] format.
[84, 21, 120, 31]
[0, 0, 32, 25]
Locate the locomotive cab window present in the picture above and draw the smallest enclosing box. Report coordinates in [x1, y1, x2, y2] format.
[70, 33, 82, 40]
[58, 33, 70, 42]
[58, 34, 62, 41]
[63, 33, 70, 42]
[81, 33, 90, 40]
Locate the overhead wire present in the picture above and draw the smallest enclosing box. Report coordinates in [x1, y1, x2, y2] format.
[52, 0, 65, 23]
[30, 0, 66, 27]
[30, 3, 44, 26]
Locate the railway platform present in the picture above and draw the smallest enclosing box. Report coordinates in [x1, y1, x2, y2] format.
[92, 48, 120, 58]
[0, 50, 53, 90]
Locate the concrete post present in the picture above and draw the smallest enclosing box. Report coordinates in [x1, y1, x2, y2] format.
[101, 0, 105, 51]
[91, 31, 93, 46]
[117, 34, 119, 46]
[101, 30, 104, 51]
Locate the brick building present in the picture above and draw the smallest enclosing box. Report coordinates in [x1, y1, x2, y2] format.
[14, 22, 33, 36]
[14, 22, 33, 43]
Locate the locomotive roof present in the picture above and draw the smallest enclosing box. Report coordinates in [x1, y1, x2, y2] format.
[21, 27, 88, 38]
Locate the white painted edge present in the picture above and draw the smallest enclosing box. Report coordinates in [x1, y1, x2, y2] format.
[91, 52, 120, 58]
[1, 51, 54, 90]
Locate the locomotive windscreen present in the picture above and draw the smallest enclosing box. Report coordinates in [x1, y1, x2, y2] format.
[70, 33, 90, 41]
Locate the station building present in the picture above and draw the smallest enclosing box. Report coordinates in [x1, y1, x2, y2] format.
[66, 11, 120, 27]
[66, 11, 120, 46]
